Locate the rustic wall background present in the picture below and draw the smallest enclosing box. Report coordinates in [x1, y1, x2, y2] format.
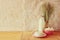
[0, 0, 60, 31]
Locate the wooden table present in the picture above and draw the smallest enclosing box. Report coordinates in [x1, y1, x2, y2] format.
[0, 31, 60, 40]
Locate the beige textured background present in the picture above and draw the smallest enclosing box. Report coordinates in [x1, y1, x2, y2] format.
[0, 0, 60, 31]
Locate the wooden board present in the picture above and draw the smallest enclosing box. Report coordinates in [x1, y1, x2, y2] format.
[0, 31, 60, 40]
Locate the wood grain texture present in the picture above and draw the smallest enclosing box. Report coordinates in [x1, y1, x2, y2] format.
[0, 31, 60, 40]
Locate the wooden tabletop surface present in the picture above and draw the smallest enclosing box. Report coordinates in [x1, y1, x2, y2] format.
[0, 31, 60, 40]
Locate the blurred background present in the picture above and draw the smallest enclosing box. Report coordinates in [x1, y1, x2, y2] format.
[0, 0, 60, 31]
